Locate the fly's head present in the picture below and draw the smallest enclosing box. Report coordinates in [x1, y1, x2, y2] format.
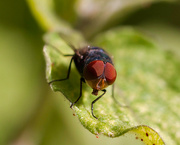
[83, 60, 117, 96]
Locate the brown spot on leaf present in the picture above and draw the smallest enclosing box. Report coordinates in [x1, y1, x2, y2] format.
[141, 139, 143, 141]
[146, 132, 149, 137]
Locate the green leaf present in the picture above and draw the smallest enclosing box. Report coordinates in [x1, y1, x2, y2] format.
[43, 27, 180, 144]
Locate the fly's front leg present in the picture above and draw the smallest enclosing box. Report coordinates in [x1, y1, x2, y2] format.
[91, 89, 106, 119]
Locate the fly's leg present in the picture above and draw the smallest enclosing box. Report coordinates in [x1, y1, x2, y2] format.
[112, 84, 128, 107]
[91, 89, 106, 119]
[48, 57, 74, 84]
[70, 77, 84, 108]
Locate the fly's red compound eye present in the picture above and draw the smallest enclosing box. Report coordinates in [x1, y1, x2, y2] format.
[83, 60, 104, 80]
[104, 62, 117, 85]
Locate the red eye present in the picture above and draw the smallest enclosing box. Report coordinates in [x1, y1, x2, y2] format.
[83, 60, 104, 80]
[104, 62, 117, 85]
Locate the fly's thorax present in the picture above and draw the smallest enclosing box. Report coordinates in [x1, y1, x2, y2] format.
[84, 47, 113, 66]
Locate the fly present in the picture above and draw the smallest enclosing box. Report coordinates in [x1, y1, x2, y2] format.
[48, 42, 117, 119]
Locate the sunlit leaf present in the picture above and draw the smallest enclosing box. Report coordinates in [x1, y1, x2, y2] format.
[43, 27, 180, 144]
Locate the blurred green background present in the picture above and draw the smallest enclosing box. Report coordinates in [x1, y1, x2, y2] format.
[0, 0, 180, 145]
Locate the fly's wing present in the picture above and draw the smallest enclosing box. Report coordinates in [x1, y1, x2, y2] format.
[43, 32, 75, 55]
[44, 32, 89, 53]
